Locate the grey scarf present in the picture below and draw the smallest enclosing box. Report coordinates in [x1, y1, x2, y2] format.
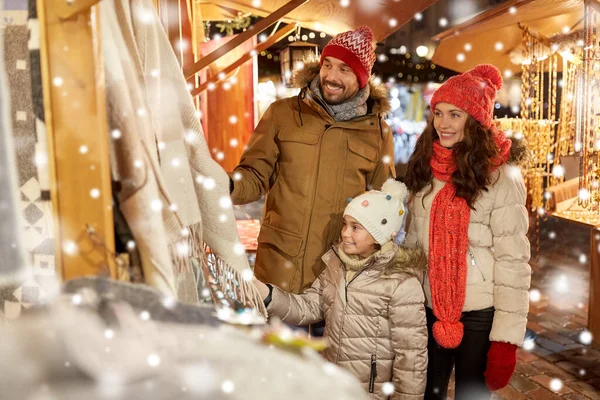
[309, 76, 370, 122]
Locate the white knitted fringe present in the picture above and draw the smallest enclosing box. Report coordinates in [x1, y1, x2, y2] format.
[202, 243, 267, 318]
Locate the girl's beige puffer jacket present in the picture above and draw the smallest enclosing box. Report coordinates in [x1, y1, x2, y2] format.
[267, 244, 428, 399]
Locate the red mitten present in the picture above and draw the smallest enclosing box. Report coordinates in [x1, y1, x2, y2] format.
[484, 341, 517, 391]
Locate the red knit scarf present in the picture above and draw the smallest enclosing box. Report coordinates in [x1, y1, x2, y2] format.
[428, 131, 512, 348]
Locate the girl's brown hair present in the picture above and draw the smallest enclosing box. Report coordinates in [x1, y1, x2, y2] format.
[404, 116, 501, 209]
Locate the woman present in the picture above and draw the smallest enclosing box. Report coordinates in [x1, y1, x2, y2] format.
[404, 64, 531, 399]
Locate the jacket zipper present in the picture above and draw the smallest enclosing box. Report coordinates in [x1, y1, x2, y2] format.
[369, 354, 377, 393]
[335, 263, 370, 363]
[300, 124, 329, 290]
[468, 248, 486, 281]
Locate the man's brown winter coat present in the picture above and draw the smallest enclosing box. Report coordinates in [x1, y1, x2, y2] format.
[230, 62, 395, 293]
[268, 243, 428, 399]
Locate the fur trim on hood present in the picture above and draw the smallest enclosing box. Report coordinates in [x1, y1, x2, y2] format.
[382, 245, 428, 277]
[507, 136, 529, 166]
[293, 60, 390, 115]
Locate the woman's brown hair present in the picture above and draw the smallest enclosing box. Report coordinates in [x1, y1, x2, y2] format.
[404, 116, 502, 209]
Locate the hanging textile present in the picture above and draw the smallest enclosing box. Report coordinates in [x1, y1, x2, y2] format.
[100, 0, 265, 315]
[0, 23, 29, 319]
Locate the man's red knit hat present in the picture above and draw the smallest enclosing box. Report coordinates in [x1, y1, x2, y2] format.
[320, 26, 376, 89]
[430, 64, 503, 128]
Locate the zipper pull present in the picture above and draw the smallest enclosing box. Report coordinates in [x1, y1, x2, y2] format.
[369, 354, 377, 393]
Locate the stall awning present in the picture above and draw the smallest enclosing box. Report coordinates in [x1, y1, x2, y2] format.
[198, 0, 439, 42]
[431, 0, 584, 74]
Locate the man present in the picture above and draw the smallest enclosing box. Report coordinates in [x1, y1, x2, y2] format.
[230, 26, 394, 296]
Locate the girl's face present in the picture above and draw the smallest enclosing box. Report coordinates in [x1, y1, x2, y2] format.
[341, 215, 378, 259]
[433, 102, 469, 148]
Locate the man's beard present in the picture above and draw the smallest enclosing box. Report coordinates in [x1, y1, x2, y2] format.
[320, 79, 350, 105]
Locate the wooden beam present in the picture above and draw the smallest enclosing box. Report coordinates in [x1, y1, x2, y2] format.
[38, 0, 116, 280]
[191, 23, 296, 97]
[183, 0, 308, 79]
[432, 0, 535, 42]
[54, 0, 102, 19]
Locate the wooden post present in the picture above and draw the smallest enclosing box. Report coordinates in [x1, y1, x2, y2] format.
[38, 0, 116, 280]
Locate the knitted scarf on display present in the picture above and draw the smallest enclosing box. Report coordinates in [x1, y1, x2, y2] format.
[428, 131, 511, 348]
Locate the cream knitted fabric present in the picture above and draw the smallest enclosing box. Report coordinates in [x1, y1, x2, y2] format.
[100, 0, 266, 315]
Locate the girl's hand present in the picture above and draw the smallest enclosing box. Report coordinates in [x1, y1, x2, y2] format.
[253, 277, 270, 300]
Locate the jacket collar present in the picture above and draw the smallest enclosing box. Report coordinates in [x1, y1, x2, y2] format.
[324, 242, 427, 276]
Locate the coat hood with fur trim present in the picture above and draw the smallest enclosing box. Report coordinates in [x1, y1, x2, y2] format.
[329, 242, 427, 278]
[507, 136, 529, 166]
[293, 60, 391, 116]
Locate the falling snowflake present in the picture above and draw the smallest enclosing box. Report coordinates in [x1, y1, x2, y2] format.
[147, 353, 161, 368]
[219, 196, 232, 208]
[242, 269, 254, 281]
[203, 178, 216, 190]
[79, 145, 89, 154]
[555, 275, 569, 293]
[549, 378, 563, 392]
[233, 243, 245, 255]
[161, 296, 176, 309]
[549, 231, 556, 239]
[552, 165, 565, 178]
[382, 382, 395, 395]
[140, 310, 151, 320]
[529, 289, 541, 302]
[151, 199, 163, 212]
[323, 363, 337, 376]
[104, 329, 114, 339]
[579, 330, 593, 345]
[63, 241, 78, 255]
[71, 294, 83, 305]
[90, 188, 100, 199]
[523, 338, 535, 351]
[111, 129, 122, 139]
[222, 380, 235, 393]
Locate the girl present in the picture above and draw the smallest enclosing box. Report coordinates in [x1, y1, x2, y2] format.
[255, 179, 428, 399]
[404, 64, 531, 399]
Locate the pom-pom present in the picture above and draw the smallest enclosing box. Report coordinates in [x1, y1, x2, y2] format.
[471, 64, 503, 91]
[381, 178, 408, 203]
[433, 320, 464, 348]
